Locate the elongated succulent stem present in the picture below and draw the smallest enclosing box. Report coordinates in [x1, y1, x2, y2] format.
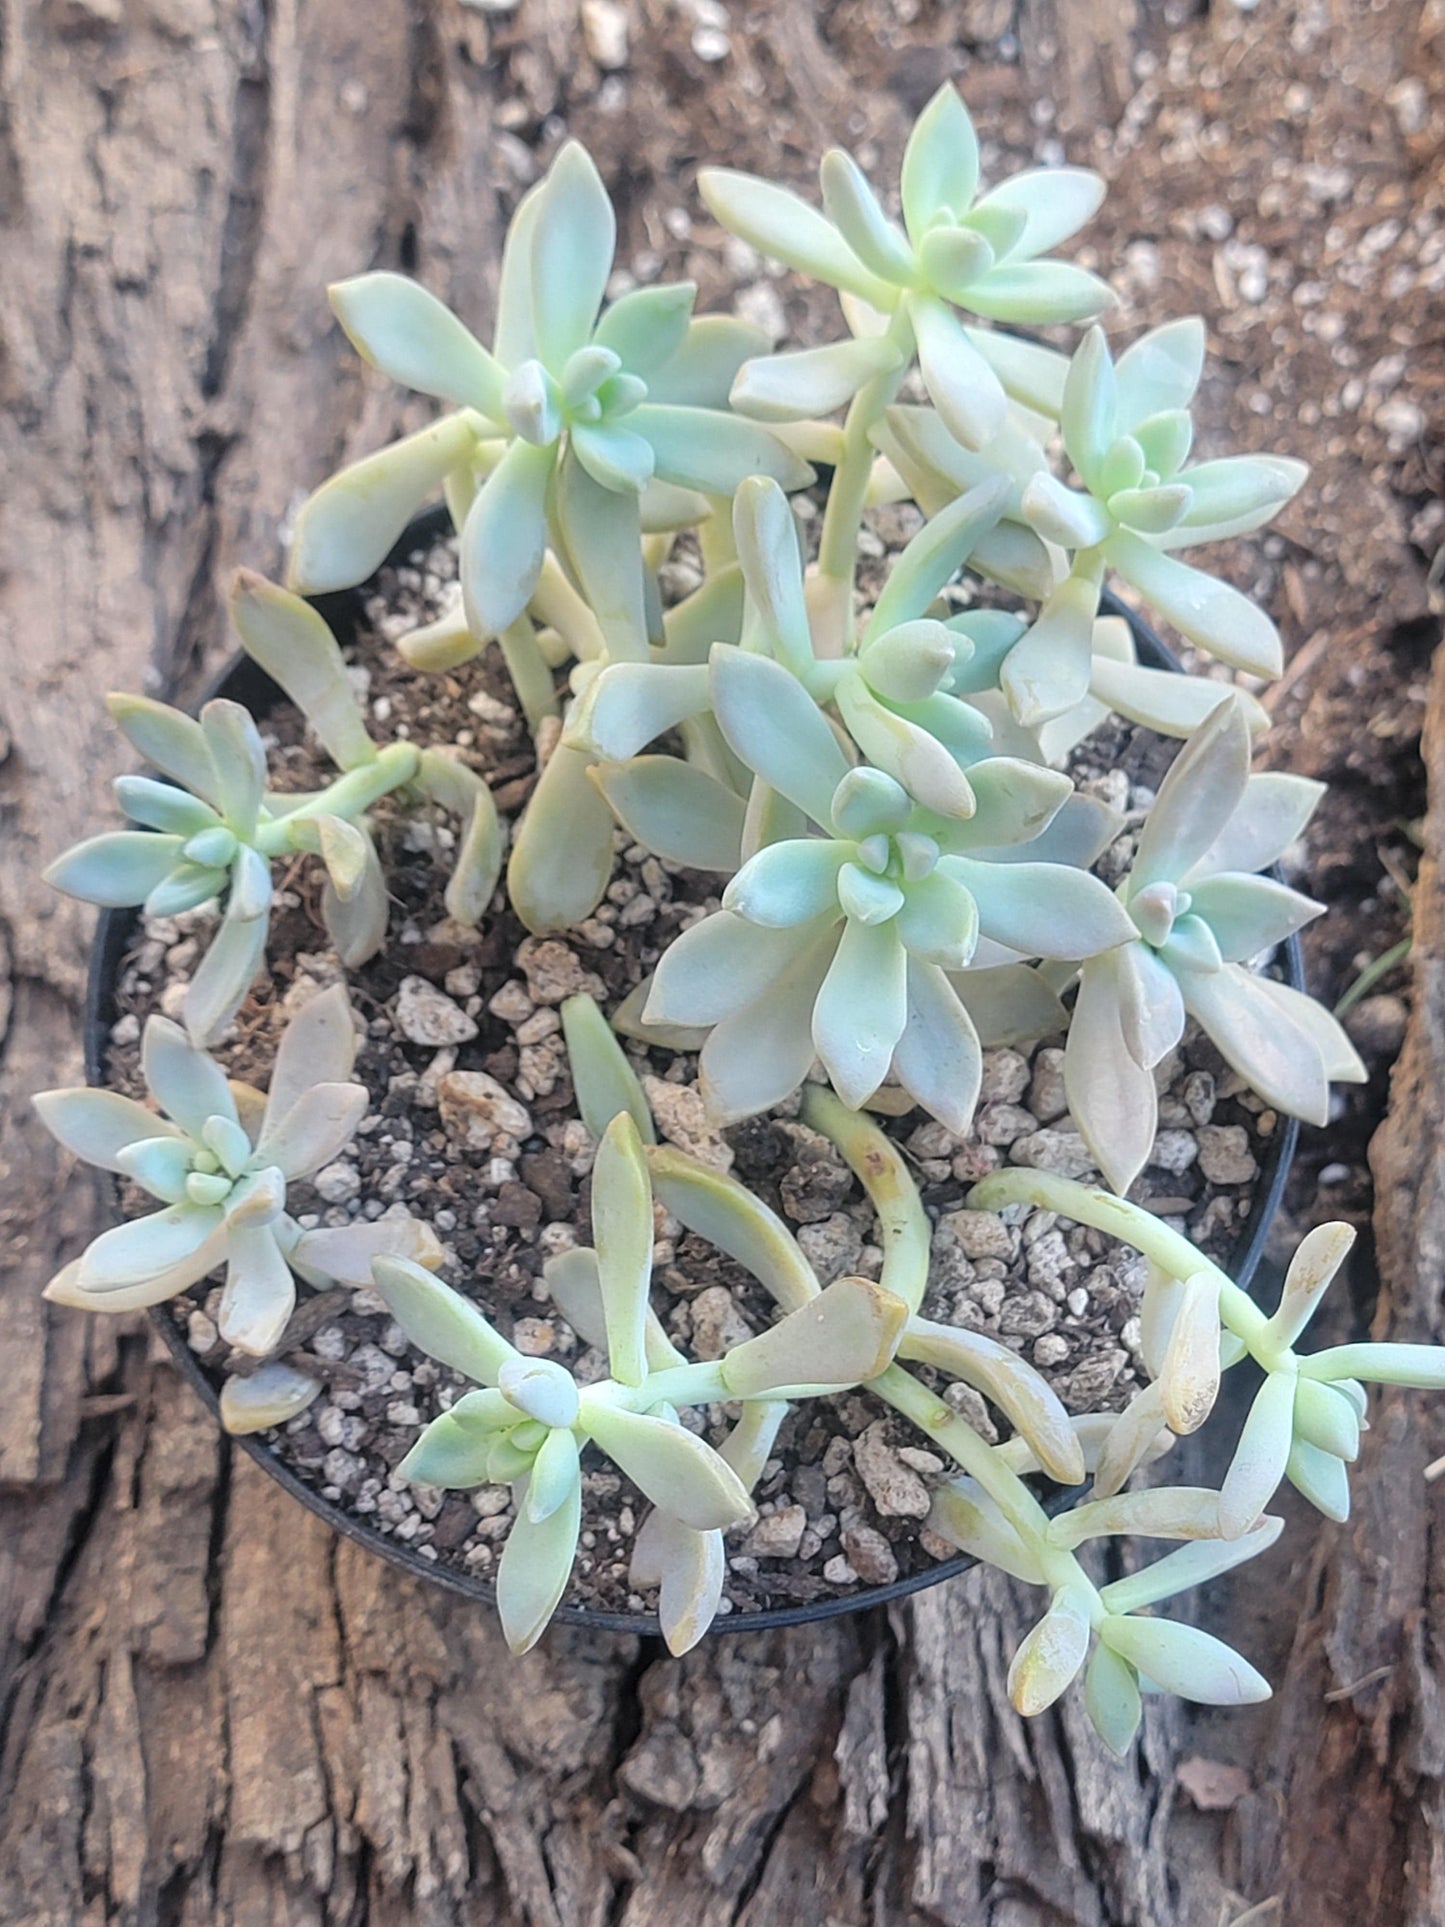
[801, 1086, 932, 1314]
[498, 615, 562, 733]
[815, 309, 915, 617]
[254, 741, 420, 854]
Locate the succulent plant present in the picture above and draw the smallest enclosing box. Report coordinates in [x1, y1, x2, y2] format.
[1062, 693, 1365, 1194]
[44, 573, 500, 1043]
[35, 987, 439, 1356]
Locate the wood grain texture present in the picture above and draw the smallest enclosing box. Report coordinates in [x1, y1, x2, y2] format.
[0, 4, 1438, 1924]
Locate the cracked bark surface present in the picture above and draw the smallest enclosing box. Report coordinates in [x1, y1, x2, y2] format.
[1, 4, 1438, 1924]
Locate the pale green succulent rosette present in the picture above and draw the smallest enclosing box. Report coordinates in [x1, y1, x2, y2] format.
[1061, 693, 1365, 1195]
[288, 141, 808, 670]
[44, 574, 501, 1045]
[34, 988, 440, 1359]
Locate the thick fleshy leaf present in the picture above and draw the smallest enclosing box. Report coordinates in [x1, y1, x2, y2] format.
[254, 1081, 368, 1180]
[966, 261, 1113, 324]
[321, 833, 389, 968]
[142, 1015, 238, 1138]
[722, 1276, 907, 1397]
[835, 677, 975, 819]
[371, 1255, 519, 1386]
[697, 168, 891, 305]
[965, 327, 1069, 417]
[559, 992, 655, 1144]
[544, 1246, 684, 1371]
[1219, 1371, 1297, 1537]
[117, 773, 219, 835]
[399, 1412, 498, 1488]
[869, 476, 1011, 638]
[731, 475, 811, 672]
[1059, 326, 1117, 484]
[1110, 482, 1192, 535]
[106, 694, 222, 804]
[1108, 531, 1283, 678]
[593, 281, 696, 380]
[497, 1356, 580, 1434]
[1090, 657, 1267, 742]
[947, 854, 1135, 961]
[568, 663, 709, 763]
[1285, 1437, 1352, 1521]
[647, 314, 773, 408]
[44, 1223, 230, 1315]
[710, 644, 851, 822]
[888, 961, 984, 1135]
[497, 1472, 582, 1654]
[732, 336, 900, 422]
[631, 1513, 726, 1656]
[1051, 1484, 1227, 1550]
[1175, 962, 1331, 1123]
[1020, 471, 1113, 549]
[1306, 1344, 1445, 1390]
[582, 1400, 754, 1531]
[329, 271, 505, 414]
[1085, 1642, 1143, 1755]
[951, 962, 1067, 1046]
[76, 1203, 225, 1292]
[414, 748, 504, 926]
[857, 619, 956, 705]
[1292, 1377, 1360, 1461]
[999, 570, 1100, 726]
[902, 1317, 1084, 1483]
[45, 830, 187, 909]
[1115, 942, 1188, 1069]
[974, 167, 1104, 262]
[198, 702, 264, 837]
[946, 760, 1072, 852]
[459, 436, 556, 639]
[231, 570, 378, 773]
[508, 743, 617, 936]
[1173, 456, 1306, 538]
[183, 905, 269, 1047]
[647, 909, 825, 1029]
[1064, 950, 1161, 1197]
[724, 838, 849, 928]
[1100, 1518, 1285, 1614]
[632, 403, 812, 497]
[1100, 1615, 1270, 1706]
[572, 420, 655, 493]
[523, 1426, 582, 1525]
[819, 149, 915, 284]
[529, 142, 615, 367]
[698, 931, 837, 1124]
[1007, 1588, 1094, 1715]
[901, 84, 980, 239]
[34, 1087, 184, 1173]
[287, 415, 480, 594]
[216, 1222, 296, 1356]
[927, 1479, 1046, 1584]
[591, 1111, 654, 1387]
[1114, 317, 1206, 428]
[1155, 1267, 1224, 1436]
[1247, 974, 1366, 1085]
[908, 294, 1008, 450]
[554, 449, 649, 661]
[1188, 772, 1324, 880]
[1130, 695, 1253, 892]
[646, 1147, 819, 1313]
[1187, 873, 1322, 962]
[894, 872, 979, 969]
[591, 757, 745, 874]
[1266, 1221, 1356, 1350]
[493, 176, 545, 365]
[219, 1361, 324, 1436]
[812, 915, 908, 1108]
[292, 1217, 442, 1289]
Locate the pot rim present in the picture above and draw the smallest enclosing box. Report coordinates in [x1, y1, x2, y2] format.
[84, 505, 1302, 1638]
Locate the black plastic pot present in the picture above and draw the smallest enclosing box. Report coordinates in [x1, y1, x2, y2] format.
[84, 508, 1302, 1636]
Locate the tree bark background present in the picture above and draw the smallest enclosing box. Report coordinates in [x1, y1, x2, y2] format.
[1, 4, 1441, 1923]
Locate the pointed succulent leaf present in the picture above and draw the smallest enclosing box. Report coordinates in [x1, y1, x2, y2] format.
[230, 570, 377, 772]
[591, 756, 746, 875]
[721, 1276, 908, 1397]
[900, 84, 980, 238]
[646, 313, 773, 408]
[1175, 962, 1331, 1125]
[113, 776, 217, 838]
[458, 436, 556, 640]
[1186, 873, 1323, 962]
[371, 1256, 519, 1386]
[399, 1412, 500, 1489]
[647, 909, 830, 1029]
[819, 148, 915, 284]
[142, 1015, 239, 1139]
[568, 662, 709, 762]
[219, 1361, 323, 1436]
[632, 1512, 726, 1656]
[497, 1355, 581, 1433]
[292, 1217, 441, 1290]
[1063, 953, 1157, 1195]
[1303, 1343, 1445, 1390]
[1158, 1268, 1224, 1436]
[114, 1136, 194, 1203]
[1107, 532, 1284, 678]
[697, 930, 837, 1124]
[946, 854, 1135, 961]
[1007, 1587, 1094, 1716]
[572, 421, 655, 492]
[44, 831, 187, 908]
[33, 1087, 185, 1173]
[646, 1146, 820, 1314]
[253, 1082, 367, 1180]
[724, 839, 849, 928]
[582, 1399, 754, 1530]
[496, 1470, 583, 1655]
[1059, 326, 1117, 483]
[1050, 1485, 1227, 1550]
[106, 693, 222, 805]
[1174, 455, 1307, 537]
[199, 700, 267, 836]
[544, 1246, 684, 1370]
[971, 167, 1104, 264]
[928, 1479, 1046, 1584]
[1085, 1641, 1143, 1756]
[732, 336, 900, 422]
[1247, 974, 1366, 1085]
[710, 644, 851, 822]
[1020, 471, 1113, 550]
[868, 477, 1011, 638]
[908, 295, 1009, 450]
[590, 1112, 654, 1388]
[592, 280, 696, 379]
[508, 743, 618, 936]
[1109, 483, 1193, 535]
[1131, 695, 1254, 892]
[1267, 1221, 1356, 1350]
[1100, 1517, 1285, 1615]
[1100, 1614, 1270, 1706]
[835, 676, 975, 819]
[74, 1201, 225, 1295]
[698, 168, 891, 305]
[559, 993, 655, 1145]
[812, 915, 908, 1109]
[1189, 772, 1323, 880]
[999, 569, 1101, 726]
[1114, 317, 1206, 427]
[731, 474, 812, 674]
[182, 904, 269, 1048]
[1090, 657, 1267, 742]
[529, 142, 615, 368]
[965, 260, 1113, 324]
[902, 1318, 1085, 1483]
[288, 415, 480, 594]
[1292, 1377, 1360, 1462]
[1091, 1381, 1171, 1500]
[631, 403, 813, 499]
[320, 833, 389, 968]
[1219, 1370, 1297, 1537]
[1284, 1436, 1352, 1521]
[888, 960, 984, 1137]
[216, 1222, 296, 1356]
[329, 271, 505, 414]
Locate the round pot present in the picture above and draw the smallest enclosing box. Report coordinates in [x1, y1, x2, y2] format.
[85, 507, 1302, 1636]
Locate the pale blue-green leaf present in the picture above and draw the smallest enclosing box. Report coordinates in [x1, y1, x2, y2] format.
[812, 915, 909, 1108]
[1187, 873, 1323, 962]
[640, 478, 713, 532]
[1098, 434, 1148, 496]
[829, 766, 913, 837]
[646, 908, 828, 1029]
[572, 420, 655, 493]
[999, 569, 1100, 726]
[868, 475, 1010, 637]
[224, 842, 271, 923]
[1130, 694, 1253, 891]
[216, 1221, 295, 1356]
[33, 1087, 184, 1174]
[902, 1315, 1084, 1482]
[1107, 530, 1284, 677]
[722, 1276, 908, 1397]
[1085, 1642, 1143, 1756]
[858, 618, 956, 703]
[895, 871, 979, 969]
[1285, 1437, 1352, 1522]
[183, 903, 268, 1047]
[581, 1401, 754, 1530]
[872, 688, 994, 772]
[917, 223, 995, 300]
[529, 141, 615, 368]
[1099, 1518, 1284, 1614]
[971, 522, 1055, 599]
[320, 832, 388, 967]
[1115, 939, 1188, 1068]
[947, 853, 1135, 961]
[592, 280, 696, 378]
[730, 475, 811, 675]
[498, 1355, 580, 1432]
[631, 403, 812, 497]
[908, 294, 1009, 450]
[1132, 408, 1193, 479]
[591, 756, 744, 874]
[1114, 317, 1206, 429]
[938, 758, 1071, 851]
[1156, 912, 1225, 976]
[234, 574, 377, 772]
[458, 436, 555, 639]
[502, 358, 561, 444]
[591, 1111, 653, 1387]
[105, 694, 222, 805]
[395, 609, 480, 673]
[1245, 973, 1366, 1085]
[951, 962, 1067, 1047]
[219, 1361, 324, 1436]
[1059, 325, 1117, 486]
[970, 167, 1105, 262]
[411, 749, 503, 925]
[1090, 658, 1267, 741]
[1007, 1588, 1094, 1715]
[724, 838, 849, 928]
[497, 1473, 582, 1653]
[1305, 1343, 1445, 1391]
[254, 1082, 367, 1181]
[544, 1246, 684, 1370]
[1292, 1377, 1360, 1462]
[900, 84, 980, 240]
[890, 960, 983, 1136]
[114, 776, 217, 837]
[1267, 1220, 1357, 1349]
[113, 1136, 194, 1204]
[1109, 482, 1193, 534]
[508, 743, 617, 936]
[559, 344, 622, 411]
[710, 644, 850, 821]
[292, 1217, 442, 1289]
[567, 662, 709, 762]
[1050, 1484, 1227, 1549]
[559, 992, 656, 1144]
[731, 336, 900, 422]
[964, 327, 1069, 417]
[287, 415, 480, 594]
[555, 448, 649, 661]
[697, 168, 894, 306]
[658, 562, 744, 668]
[329, 271, 505, 415]
[524, 1426, 582, 1524]
[77, 1202, 225, 1293]
[836, 679, 975, 819]
[633, 1514, 726, 1656]
[399, 1412, 497, 1488]
[1175, 962, 1331, 1124]
[646, 313, 773, 408]
[646, 1146, 819, 1313]
[972, 791, 1122, 871]
[966, 260, 1114, 325]
[697, 928, 837, 1124]
[371, 1255, 519, 1385]
[272, 989, 362, 1150]
[142, 1015, 237, 1139]
[199, 700, 265, 836]
[44, 831, 185, 908]
[1187, 771, 1324, 880]
[836, 862, 905, 924]
[43, 1227, 225, 1314]
[493, 175, 545, 364]
[1175, 455, 1307, 536]
[1100, 1614, 1270, 1706]
[819, 148, 916, 284]
[1063, 950, 1161, 1197]
[1021, 472, 1114, 550]
[927, 1478, 1046, 1583]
